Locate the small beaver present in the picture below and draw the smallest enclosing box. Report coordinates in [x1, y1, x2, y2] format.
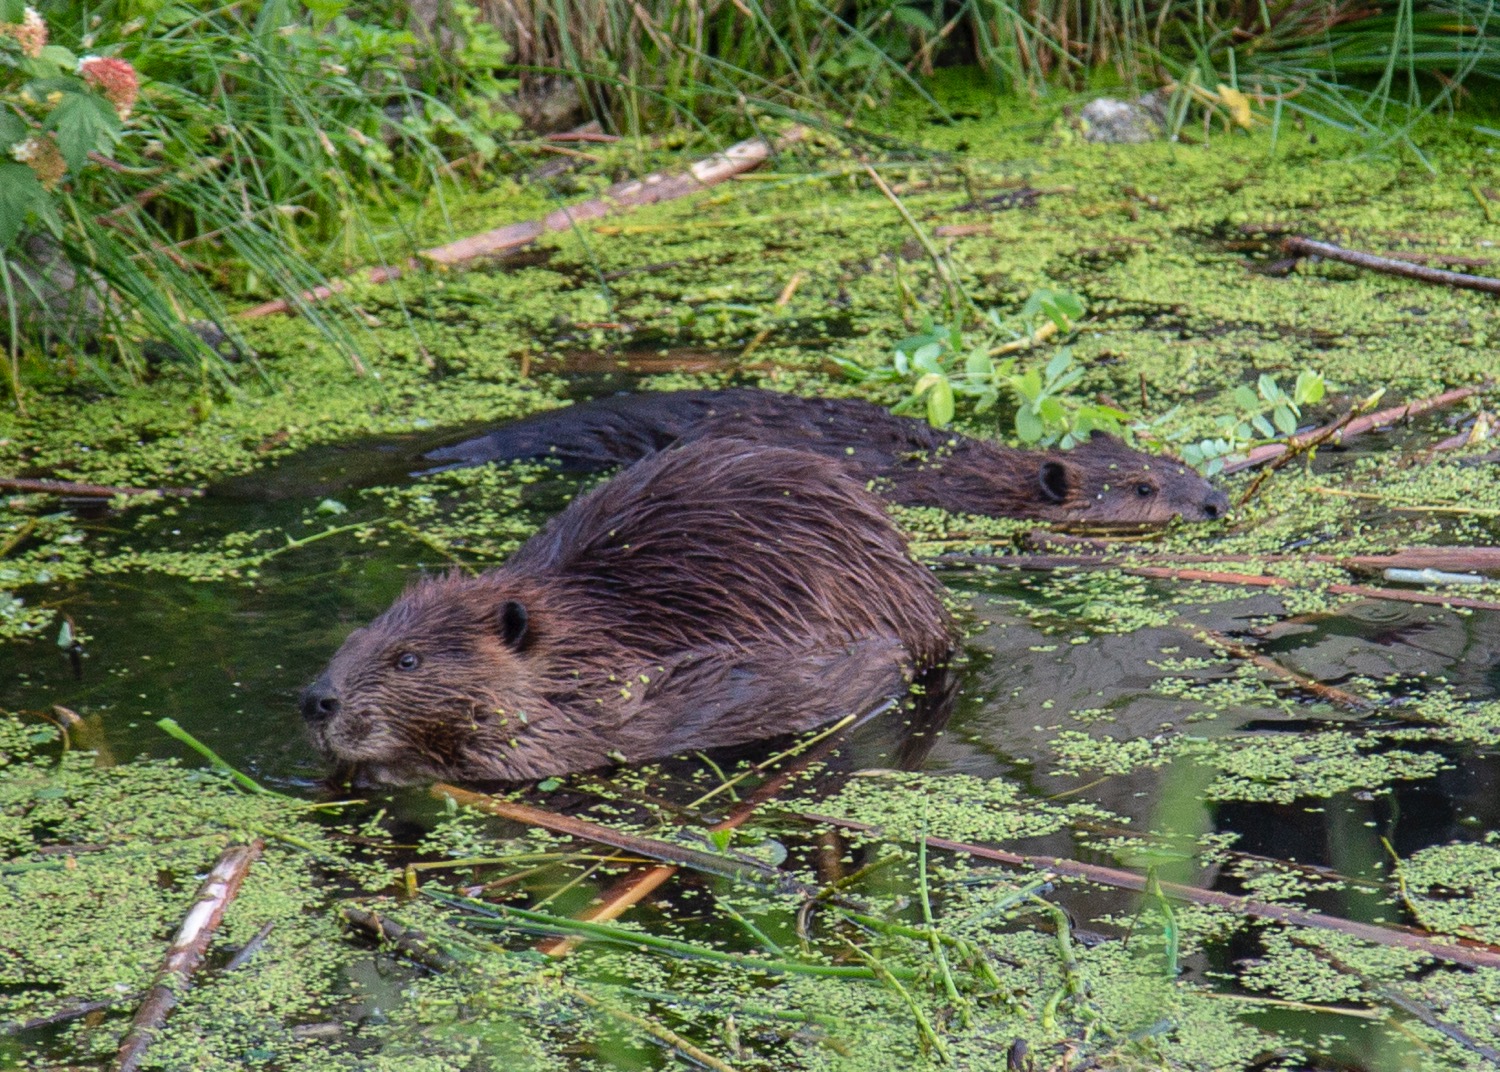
[423, 388, 1228, 524]
[302, 438, 955, 784]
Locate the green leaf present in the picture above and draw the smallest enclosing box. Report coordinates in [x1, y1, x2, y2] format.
[1272, 403, 1297, 435]
[0, 162, 47, 248]
[965, 347, 994, 382]
[1257, 373, 1282, 402]
[44, 92, 121, 173]
[926, 376, 955, 426]
[1232, 385, 1259, 411]
[1015, 406, 1044, 443]
[1251, 414, 1274, 438]
[37, 45, 77, 71]
[892, 5, 937, 32]
[1294, 370, 1326, 405]
[0, 111, 25, 151]
[1043, 348, 1073, 381]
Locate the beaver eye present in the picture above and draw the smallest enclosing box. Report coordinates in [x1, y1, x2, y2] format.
[1135, 483, 1156, 497]
[394, 652, 421, 672]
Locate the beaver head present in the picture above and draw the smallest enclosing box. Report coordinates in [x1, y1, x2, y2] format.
[299, 574, 566, 784]
[1036, 432, 1229, 524]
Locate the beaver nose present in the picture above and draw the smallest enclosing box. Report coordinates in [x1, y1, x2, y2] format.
[1201, 489, 1230, 520]
[300, 681, 341, 724]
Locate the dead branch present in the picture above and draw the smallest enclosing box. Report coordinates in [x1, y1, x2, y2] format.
[1283, 235, 1500, 295]
[241, 127, 806, 319]
[532, 707, 873, 957]
[1130, 565, 1500, 613]
[936, 551, 1500, 609]
[2, 476, 202, 499]
[1223, 382, 1490, 473]
[340, 906, 460, 973]
[798, 814, 1500, 972]
[113, 840, 263, 1072]
[1189, 626, 1375, 711]
[430, 786, 800, 892]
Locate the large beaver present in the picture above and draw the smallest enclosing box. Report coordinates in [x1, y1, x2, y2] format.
[301, 438, 955, 784]
[422, 388, 1229, 525]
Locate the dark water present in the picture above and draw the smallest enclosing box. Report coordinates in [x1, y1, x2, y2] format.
[4, 432, 1497, 852]
[5, 426, 1500, 1069]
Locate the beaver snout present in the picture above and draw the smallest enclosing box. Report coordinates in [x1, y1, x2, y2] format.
[1200, 488, 1231, 521]
[300, 678, 342, 725]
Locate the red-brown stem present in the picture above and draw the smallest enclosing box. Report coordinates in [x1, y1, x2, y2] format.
[1223, 383, 1489, 474]
[797, 814, 1500, 972]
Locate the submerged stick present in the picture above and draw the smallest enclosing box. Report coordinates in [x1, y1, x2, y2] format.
[113, 840, 264, 1072]
[944, 546, 1500, 575]
[1190, 626, 1374, 711]
[798, 815, 1500, 972]
[1283, 236, 1500, 295]
[938, 553, 1500, 611]
[431, 785, 799, 892]
[242, 128, 806, 319]
[1223, 382, 1490, 473]
[1, 476, 201, 498]
[532, 708, 878, 957]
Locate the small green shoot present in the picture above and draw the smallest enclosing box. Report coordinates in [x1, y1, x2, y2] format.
[1181, 370, 1327, 475]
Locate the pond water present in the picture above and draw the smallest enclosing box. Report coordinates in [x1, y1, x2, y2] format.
[7, 401, 1500, 1071]
[5, 422, 1497, 871]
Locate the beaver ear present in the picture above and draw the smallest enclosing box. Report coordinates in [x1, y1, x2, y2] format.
[498, 600, 529, 651]
[1039, 460, 1073, 503]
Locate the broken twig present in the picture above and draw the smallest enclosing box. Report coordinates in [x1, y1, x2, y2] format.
[2, 476, 201, 499]
[242, 128, 806, 318]
[113, 840, 263, 1072]
[1222, 382, 1490, 473]
[1283, 236, 1500, 295]
[797, 815, 1500, 972]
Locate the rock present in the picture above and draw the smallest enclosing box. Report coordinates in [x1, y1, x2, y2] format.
[1080, 93, 1166, 144]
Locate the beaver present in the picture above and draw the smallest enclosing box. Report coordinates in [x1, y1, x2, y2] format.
[301, 438, 955, 784]
[422, 388, 1228, 525]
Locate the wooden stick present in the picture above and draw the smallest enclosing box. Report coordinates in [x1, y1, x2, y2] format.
[1190, 626, 1374, 710]
[1222, 383, 1490, 473]
[340, 906, 460, 972]
[797, 815, 1500, 972]
[937, 553, 1500, 610]
[2, 476, 202, 498]
[941, 547, 1500, 575]
[532, 710, 869, 957]
[241, 128, 805, 319]
[1283, 236, 1500, 295]
[1128, 565, 1500, 613]
[430, 786, 798, 892]
[113, 840, 264, 1072]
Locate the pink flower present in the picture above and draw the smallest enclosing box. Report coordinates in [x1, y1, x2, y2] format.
[12, 7, 46, 57]
[79, 55, 138, 120]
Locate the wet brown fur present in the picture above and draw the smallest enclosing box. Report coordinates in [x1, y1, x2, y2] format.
[303, 439, 955, 784]
[423, 388, 1228, 525]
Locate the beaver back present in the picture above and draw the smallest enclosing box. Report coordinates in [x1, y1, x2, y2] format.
[422, 388, 1228, 524]
[303, 438, 955, 784]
